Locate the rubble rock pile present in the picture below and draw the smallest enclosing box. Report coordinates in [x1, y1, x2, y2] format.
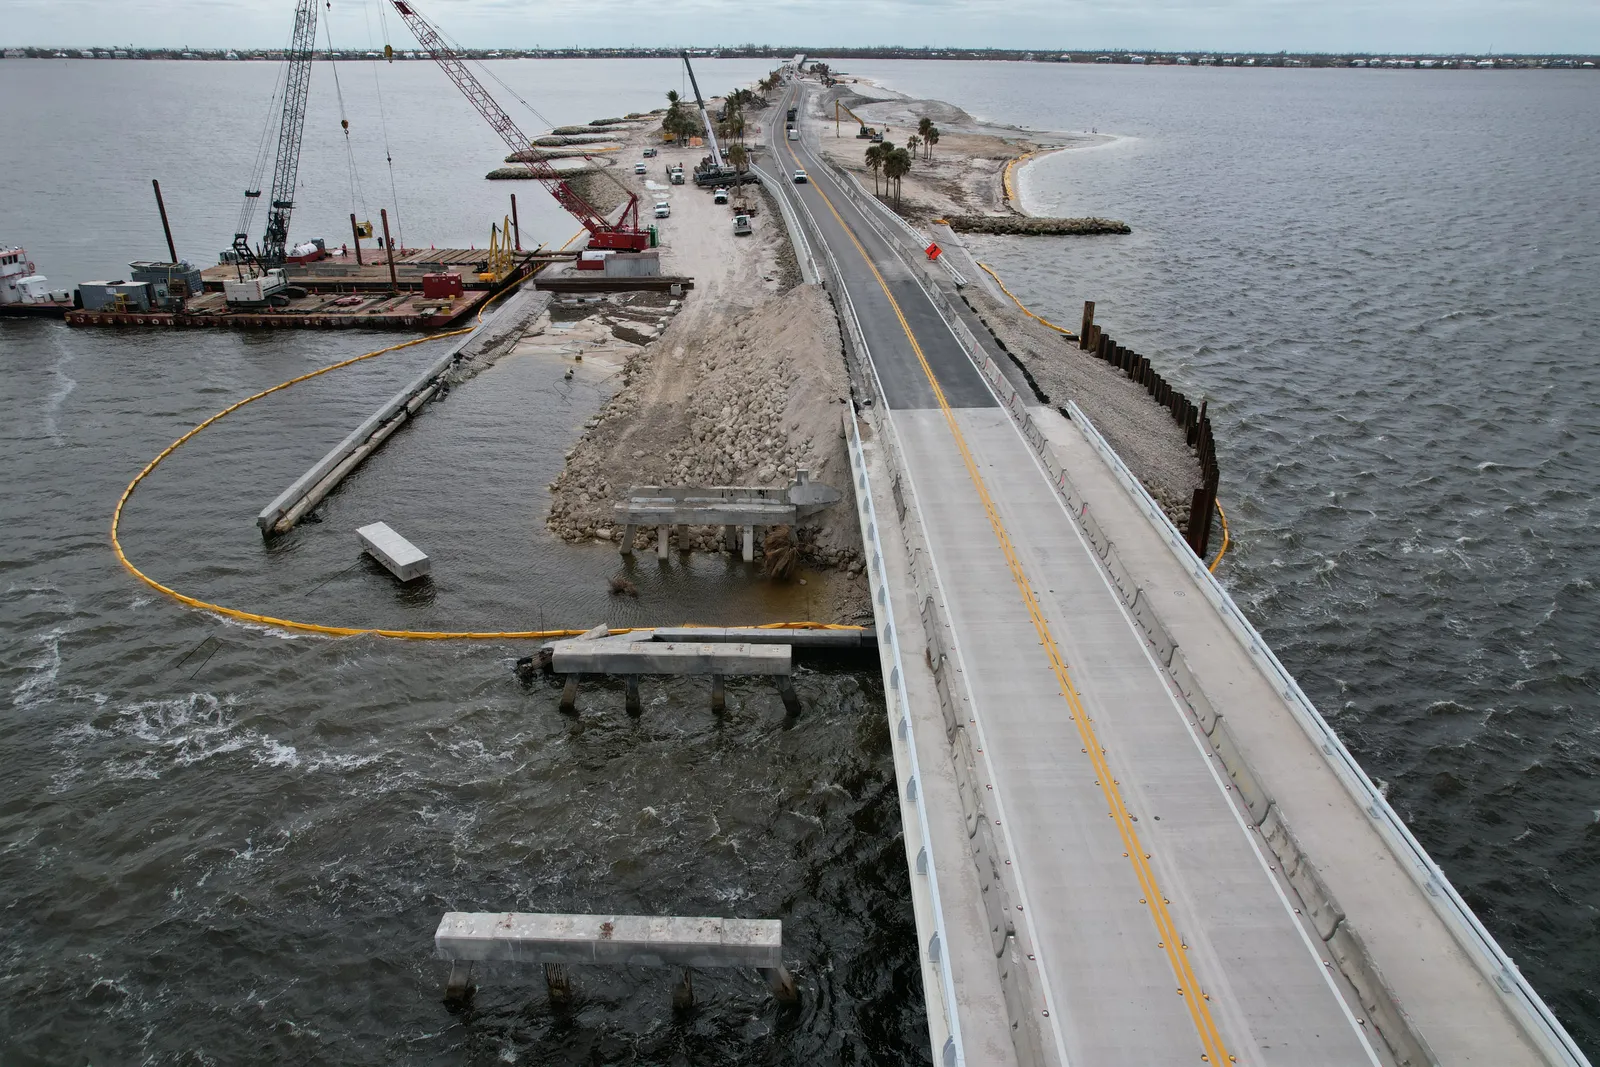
[547, 285, 862, 571]
[946, 215, 1131, 236]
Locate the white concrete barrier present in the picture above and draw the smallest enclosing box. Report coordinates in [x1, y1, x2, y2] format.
[1260, 805, 1346, 941]
[436, 912, 783, 969]
[1209, 718, 1274, 826]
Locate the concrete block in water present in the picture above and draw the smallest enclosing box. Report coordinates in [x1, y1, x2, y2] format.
[435, 912, 784, 969]
[357, 522, 430, 582]
[551, 640, 790, 677]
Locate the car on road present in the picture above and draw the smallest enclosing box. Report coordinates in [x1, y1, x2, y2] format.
[733, 214, 752, 236]
[712, 187, 729, 204]
[642, 147, 658, 157]
[792, 170, 808, 183]
[634, 162, 647, 174]
[653, 200, 670, 218]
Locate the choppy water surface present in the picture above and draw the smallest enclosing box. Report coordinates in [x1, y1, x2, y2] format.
[4, 57, 1599, 1061]
[851, 60, 1600, 1054]
[1, 58, 922, 1064]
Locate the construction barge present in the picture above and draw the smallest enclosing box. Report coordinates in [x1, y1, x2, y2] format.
[64, 247, 569, 330]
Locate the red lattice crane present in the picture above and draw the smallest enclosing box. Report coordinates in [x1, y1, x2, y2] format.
[390, 1, 648, 251]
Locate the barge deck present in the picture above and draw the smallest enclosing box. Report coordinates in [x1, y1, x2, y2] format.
[65, 249, 571, 330]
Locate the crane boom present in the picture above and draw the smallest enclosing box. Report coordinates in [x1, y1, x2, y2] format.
[235, 0, 318, 270]
[680, 51, 724, 169]
[389, 0, 645, 250]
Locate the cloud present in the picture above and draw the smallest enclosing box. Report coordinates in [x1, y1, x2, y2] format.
[2, 0, 1595, 52]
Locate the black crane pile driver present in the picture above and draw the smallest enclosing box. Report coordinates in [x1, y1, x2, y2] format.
[233, 0, 319, 274]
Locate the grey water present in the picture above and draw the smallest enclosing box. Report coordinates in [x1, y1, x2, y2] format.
[1, 57, 921, 1065]
[1, 54, 1597, 1062]
[849, 59, 1600, 1055]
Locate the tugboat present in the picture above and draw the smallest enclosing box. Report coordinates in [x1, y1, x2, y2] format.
[0, 246, 74, 318]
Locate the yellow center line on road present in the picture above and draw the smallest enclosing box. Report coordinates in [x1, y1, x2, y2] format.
[783, 124, 1235, 1066]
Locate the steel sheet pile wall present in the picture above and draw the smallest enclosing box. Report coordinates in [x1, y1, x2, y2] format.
[1078, 302, 1220, 557]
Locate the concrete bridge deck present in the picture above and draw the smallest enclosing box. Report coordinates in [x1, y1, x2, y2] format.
[763, 83, 1587, 1067]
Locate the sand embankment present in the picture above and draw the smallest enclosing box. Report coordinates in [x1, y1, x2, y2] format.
[806, 77, 1199, 527]
[520, 100, 868, 615]
[814, 79, 1125, 232]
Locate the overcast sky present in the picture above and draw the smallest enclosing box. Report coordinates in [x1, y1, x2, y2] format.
[3, 0, 1595, 54]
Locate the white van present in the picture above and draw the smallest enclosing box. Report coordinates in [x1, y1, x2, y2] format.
[788, 128, 799, 141]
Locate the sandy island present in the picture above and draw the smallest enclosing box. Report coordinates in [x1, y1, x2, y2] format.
[504, 72, 1204, 622]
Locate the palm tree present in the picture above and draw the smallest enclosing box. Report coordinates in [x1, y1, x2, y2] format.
[906, 134, 921, 160]
[864, 143, 885, 195]
[727, 142, 748, 179]
[663, 89, 688, 142]
[917, 116, 934, 150]
[926, 126, 939, 159]
[884, 147, 912, 206]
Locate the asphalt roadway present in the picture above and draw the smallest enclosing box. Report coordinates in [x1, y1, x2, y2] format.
[767, 84, 1383, 1067]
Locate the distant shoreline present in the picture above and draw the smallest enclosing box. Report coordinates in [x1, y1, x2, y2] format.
[3, 48, 1595, 69]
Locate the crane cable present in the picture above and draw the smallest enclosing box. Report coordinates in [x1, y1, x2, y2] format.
[438, 27, 639, 212]
[238, 60, 290, 239]
[322, 1, 371, 227]
[368, 0, 405, 251]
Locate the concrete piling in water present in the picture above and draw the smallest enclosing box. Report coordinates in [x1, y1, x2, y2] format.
[535, 627, 871, 718]
[777, 676, 802, 717]
[544, 962, 571, 1007]
[444, 959, 476, 1009]
[672, 967, 694, 1012]
[761, 965, 800, 1004]
[435, 912, 797, 1007]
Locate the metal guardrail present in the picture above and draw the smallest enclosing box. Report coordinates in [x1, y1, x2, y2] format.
[775, 113, 967, 1067]
[1052, 391, 1590, 1066]
[866, 194, 1593, 1066]
[846, 411, 965, 1067]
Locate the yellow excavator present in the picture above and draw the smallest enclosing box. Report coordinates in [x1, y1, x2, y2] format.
[834, 100, 883, 141]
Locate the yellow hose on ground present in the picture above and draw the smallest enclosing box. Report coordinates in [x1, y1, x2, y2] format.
[1207, 500, 1230, 573]
[975, 262, 1078, 338]
[109, 246, 862, 641]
